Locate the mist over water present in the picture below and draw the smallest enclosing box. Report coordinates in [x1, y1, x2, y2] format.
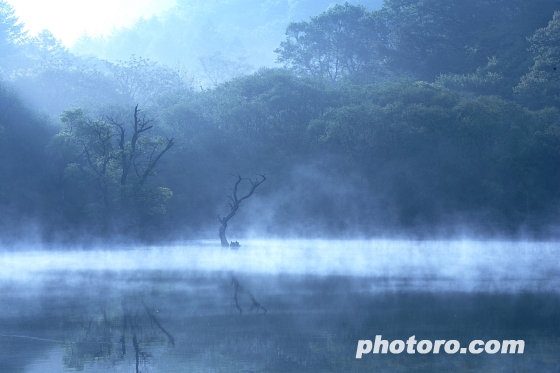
[2, 0, 560, 371]
[1, 240, 559, 372]
[2, 239, 558, 292]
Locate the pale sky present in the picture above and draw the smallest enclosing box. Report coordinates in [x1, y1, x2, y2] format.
[5, 0, 177, 46]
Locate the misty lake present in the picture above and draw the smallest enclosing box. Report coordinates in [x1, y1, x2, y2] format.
[0, 240, 559, 372]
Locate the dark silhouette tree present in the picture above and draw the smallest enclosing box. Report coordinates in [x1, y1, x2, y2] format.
[54, 105, 174, 223]
[218, 174, 266, 247]
[107, 105, 174, 205]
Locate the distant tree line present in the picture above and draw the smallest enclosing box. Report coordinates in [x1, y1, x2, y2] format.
[1, 0, 559, 241]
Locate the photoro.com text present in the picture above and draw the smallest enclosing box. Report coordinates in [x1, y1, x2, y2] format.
[356, 335, 524, 358]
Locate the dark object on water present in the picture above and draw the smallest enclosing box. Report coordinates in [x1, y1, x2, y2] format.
[218, 174, 266, 247]
[230, 241, 241, 249]
[231, 276, 267, 315]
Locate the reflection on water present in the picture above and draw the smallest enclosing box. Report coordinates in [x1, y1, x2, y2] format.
[0, 240, 559, 372]
[56, 298, 175, 372]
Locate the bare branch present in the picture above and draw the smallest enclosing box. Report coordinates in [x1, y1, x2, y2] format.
[237, 174, 266, 204]
[218, 174, 266, 247]
[139, 138, 174, 186]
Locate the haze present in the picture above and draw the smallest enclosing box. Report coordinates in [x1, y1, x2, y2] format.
[5, 0, 177, 46]
[1, 2, 560, 370]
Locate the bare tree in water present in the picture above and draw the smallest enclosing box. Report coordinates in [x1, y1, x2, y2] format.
[218, 174, 266, 247]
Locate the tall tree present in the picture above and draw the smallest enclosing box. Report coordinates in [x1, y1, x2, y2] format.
[275, 3, 389, 82]
[0, 1, 25, 46]
[382, 0, 560, 84]
[0, 1, 26, 72]
[107, 105, 174, 205]
[107, 56, 191, 106]
[54, 106, 174, 224]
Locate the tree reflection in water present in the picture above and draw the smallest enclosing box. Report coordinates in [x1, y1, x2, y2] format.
[62, 298, 175, 372]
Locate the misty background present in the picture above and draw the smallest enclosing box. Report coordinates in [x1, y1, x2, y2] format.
[1, 0, 560, 243]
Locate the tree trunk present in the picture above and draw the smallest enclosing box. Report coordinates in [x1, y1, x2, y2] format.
[219, 222, 229, 247]
[218, 174, 266, 247]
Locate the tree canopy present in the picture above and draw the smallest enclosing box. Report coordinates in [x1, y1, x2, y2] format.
[275, 3, 390, 82]
[515, 11, 560, 109]
[1, 1, 560, 241]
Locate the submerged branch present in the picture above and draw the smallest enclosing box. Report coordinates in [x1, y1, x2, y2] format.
[143, 302, 175, 346]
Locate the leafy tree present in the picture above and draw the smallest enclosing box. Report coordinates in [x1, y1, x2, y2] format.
[12, 61, 119, 119]
[0, 1, 27, 74]
[26, 30, 70, 65]
[5, 30, 120, 117]
[10, 52, 192, 119]
[434, 57, 503, 96]
[0, 1, 24, 45]
[3, 0, 560, 239]
[199, 51, 253, 86]
[515, 11, 560, 109]
[107, 56, 191, 106]
[275, 3, 389, 82]
[381, 0, 486, 79]
[311, 80, 560, 230]
[60, 109, 115, 216]
[106, 105, 174, 203]
[53, 106, 174, 227]
[206, 68, 331, 161]
[381, 0, 560, 85]
[71, 0, 384, 79]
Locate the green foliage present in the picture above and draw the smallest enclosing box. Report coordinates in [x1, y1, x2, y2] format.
[0, 1, 28, 76]
[56, 109, 117, 215]
[435, 57, 503, 96]
[207, 68, 329, 155]
[53, 107, 174, 227]
[70, 0, 384, 83]
[107, 55, 192, 105]
[273, 0, 559, 100]
[148, 68, 560, 235]
[381, 0, 560, 84]
[515, 11, 560, 109]
[199, 51, 253, 86]
[7, 50, 194, 119]
[2, 1, 560, 239]
[311, 80, 560, 228]
[140, 186, 174, 215]
[29, 30, 69, 64]
[0, 1, 26, 55]
[275, 3, 389, 82]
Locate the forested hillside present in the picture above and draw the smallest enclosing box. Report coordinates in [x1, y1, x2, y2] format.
[70, 0, 385, 85]
[1, 0, 559, 242]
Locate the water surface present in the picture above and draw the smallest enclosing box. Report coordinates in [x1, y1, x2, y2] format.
[1, 240, 559, 372]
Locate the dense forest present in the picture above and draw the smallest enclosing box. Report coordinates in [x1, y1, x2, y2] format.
[69, 0, 385, 84]
[1, 0, 560, 243]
